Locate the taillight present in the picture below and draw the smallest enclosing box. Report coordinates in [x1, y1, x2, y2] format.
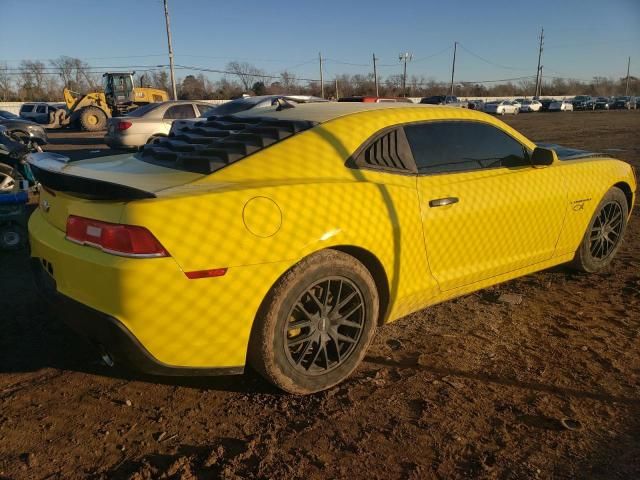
[66, 215, 169, 258]
[116, 121, 132, 131]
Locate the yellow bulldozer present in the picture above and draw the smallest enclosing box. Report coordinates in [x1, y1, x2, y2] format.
[48, 72, 169, 131]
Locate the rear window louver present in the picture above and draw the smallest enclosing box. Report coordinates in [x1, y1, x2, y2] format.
[358, 129, 413, 172]
[139, 115, 317, 174]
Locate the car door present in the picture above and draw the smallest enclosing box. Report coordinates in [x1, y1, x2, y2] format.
[408, 121, 567, 291]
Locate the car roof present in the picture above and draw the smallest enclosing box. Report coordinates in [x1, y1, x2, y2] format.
[232, 101, 429, 124]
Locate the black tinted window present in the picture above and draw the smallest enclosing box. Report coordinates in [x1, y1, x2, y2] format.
[36, 105, 47, 113]
[404, 122, 529, 174]
[20, 105, 34, 113]
[163, 104, 196, 119]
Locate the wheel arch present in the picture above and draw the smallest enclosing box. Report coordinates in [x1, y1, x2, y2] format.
[613, 181, 634, 216]
[329, 245, 390, 326]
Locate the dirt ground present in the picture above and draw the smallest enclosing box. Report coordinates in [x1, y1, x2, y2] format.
[1, 111, 639, 480]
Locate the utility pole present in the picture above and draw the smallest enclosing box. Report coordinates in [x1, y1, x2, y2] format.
[373, 53, 379, 97]
[335, 77, 339, 100]
[399, 52, 412, 97]
[625, 56, 631, 96]
[449, 41, 457, 97]
[534, 27, 544, 98]
[163, 0, 177, 100]
[319, 52, 324, 99]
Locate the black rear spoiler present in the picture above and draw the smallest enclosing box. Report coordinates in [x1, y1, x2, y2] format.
[28, 153, 155, 200]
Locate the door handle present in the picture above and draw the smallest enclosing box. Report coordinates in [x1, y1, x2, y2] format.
[429, 197, 459, 207]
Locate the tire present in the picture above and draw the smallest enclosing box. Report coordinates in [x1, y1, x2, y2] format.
[79, 106, 108, 131]
[248, 249, 379, 394]
[570, 187, 629, 273]
[514, 108, 519, 115]
[146, 135, 164, 145]
[0, 223, 27, 251]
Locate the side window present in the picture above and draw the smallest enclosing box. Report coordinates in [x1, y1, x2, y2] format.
[163, 104, 196, 119]
[36, 105, 47, 113]
[404, 122, 530, 175]
[351, 128, 416, 173]
[20, 105, 34, 113]
[196, 104, 211, 116]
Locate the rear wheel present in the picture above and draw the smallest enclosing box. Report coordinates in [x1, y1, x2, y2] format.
[79, 106, 108, 131]
[248, 250, 379, 394]
[571, 187, 628, 273]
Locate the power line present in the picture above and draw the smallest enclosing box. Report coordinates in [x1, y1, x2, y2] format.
[457, 43, 530, 71]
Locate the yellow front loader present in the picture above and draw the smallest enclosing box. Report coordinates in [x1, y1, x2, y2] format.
[48, 72, 169, 131]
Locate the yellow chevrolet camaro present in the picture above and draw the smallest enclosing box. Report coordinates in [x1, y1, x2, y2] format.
[28, 103, 635, 394]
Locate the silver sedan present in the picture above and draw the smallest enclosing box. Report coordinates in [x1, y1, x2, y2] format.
[104, 101, 212, 149]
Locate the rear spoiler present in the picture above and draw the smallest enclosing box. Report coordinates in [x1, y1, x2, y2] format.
[28, 152, 155, 200]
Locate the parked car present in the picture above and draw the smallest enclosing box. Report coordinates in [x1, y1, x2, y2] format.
[511, 99, 524, 110]
[519, 100, 542, 112]
[19, 103, 62, 124]
[339, 96, 413, 103]
[28, 102, 636, 394]
[104, 101, 213, 149]
[594, 97, 613, 110]
[467, 99, 485, 111]
[572, 95, 595, 110]
[171, 95, 329, 137]
[611, 96, 637, 110]
[0, 110, 48, 145]
[549, 99, 574, 112]
[419, 95, 466, 107]
[483, 100, 519, 115]
[540, 98, 556, 111]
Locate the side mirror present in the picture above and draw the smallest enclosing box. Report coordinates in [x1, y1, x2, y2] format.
[531, 147, 558, 166]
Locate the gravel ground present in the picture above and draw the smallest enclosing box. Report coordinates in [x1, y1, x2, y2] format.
[0, 110, 638, 480]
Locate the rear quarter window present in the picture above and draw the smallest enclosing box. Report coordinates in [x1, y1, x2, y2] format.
[163, 104, 197, 119]
[20, 105, 34, 113]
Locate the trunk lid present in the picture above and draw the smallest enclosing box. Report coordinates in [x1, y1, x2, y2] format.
[28, 152, 205, 232]
[28, 152, 204, 199]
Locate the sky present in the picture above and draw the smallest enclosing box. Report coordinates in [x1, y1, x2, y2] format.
[1, 0, 639, 86]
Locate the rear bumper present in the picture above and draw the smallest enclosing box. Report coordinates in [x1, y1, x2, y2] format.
[31, 257, 243, 376]
[104, 132, 148, 149]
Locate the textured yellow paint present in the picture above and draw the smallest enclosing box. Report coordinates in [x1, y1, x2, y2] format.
[29, 105, 636, 369]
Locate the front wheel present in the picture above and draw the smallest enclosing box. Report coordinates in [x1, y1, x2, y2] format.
[248, 250, 379, 394]
[79, 106, 108, 131]
[570, 187, 628, 273]
[0, 223, 27, 250]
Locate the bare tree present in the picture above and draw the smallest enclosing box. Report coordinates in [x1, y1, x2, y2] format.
[49, 56, 98, 94]
[0, 64, 13, 101]
[226, 61, 266, 91]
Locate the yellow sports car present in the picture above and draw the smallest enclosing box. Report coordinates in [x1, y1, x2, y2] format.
[28, 103, 636, 394]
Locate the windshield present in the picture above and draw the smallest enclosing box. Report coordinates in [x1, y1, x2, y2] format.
[574, 96, 588, 101]
[125, 103, 161, 117]
[201, 97, 272, 117]
[0, 110, 20, 119]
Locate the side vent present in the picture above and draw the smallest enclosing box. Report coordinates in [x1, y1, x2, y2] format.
[353, 128, 416, 173]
